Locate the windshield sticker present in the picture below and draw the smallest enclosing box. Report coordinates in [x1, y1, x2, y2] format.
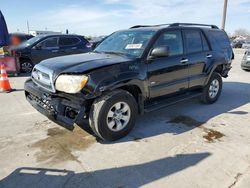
[125, 44, 143, 49]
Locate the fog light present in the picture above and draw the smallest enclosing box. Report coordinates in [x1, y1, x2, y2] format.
[65, 107, 78, 119]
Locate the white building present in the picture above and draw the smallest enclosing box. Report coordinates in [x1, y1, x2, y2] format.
[29, 30, 62, 36]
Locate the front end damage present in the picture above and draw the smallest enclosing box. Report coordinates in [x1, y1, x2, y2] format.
[24, 79, 87, 130]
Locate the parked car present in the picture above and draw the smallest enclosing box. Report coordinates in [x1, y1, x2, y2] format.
[231, 40, 244, 48]
[90, 36, 107, 49]
[241, 50, 250, 70]
[24, 23, 233, 141]
[9, 33, 34, 46]
[11, 34, 91, 73]
[242, 41, 250, 49]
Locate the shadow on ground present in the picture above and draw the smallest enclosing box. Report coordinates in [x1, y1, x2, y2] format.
[76, 81, 250, 143]
[0, 152, 210, 188]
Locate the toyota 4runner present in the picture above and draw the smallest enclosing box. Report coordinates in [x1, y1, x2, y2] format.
[24, 23, 233, 141]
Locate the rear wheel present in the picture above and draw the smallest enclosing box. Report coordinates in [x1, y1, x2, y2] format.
[89, 89, 137, 141]
[20, 61, 33, 73]
[201, 73, 222, 104]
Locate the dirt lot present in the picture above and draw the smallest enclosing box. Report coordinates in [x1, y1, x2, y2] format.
[0, 49, 250, 188]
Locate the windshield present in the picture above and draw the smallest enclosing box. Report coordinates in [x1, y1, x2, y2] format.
[94, 30, 156, 58]
[20, 36, 43, 47]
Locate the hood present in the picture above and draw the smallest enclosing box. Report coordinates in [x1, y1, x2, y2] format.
[39, 52, 135, 75]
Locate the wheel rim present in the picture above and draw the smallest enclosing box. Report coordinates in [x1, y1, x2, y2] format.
[209, 79, 220, 99]
[106, 102, 131, 132]
[21, 62, 33, 73]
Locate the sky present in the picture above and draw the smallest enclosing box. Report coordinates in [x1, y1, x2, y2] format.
[1, 0, 250, 36]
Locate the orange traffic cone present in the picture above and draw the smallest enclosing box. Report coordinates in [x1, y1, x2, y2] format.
[0, 64, 13, 93]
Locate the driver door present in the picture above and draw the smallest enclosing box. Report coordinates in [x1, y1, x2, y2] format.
[147, 30, 189, 98]
[31, 37, 60, 63]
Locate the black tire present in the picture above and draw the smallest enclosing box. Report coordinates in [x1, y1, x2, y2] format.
[201, 73, 222, 104]
[89, 89, 138, 141]
[20, 61, 33, 73]
[242, 68, 250, 72]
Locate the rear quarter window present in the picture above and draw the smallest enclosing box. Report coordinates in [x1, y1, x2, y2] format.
[208, 30, 230, 49]
[59, 37, 81, 46]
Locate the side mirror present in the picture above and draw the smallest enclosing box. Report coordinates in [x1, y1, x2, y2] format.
[150, 46, 170, 58]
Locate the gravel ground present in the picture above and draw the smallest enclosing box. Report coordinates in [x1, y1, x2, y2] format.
[0, 49, 249, 188]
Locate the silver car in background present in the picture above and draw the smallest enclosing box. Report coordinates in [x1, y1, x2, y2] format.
[242, 41, 250, 49]
[241, 50, 250, 70]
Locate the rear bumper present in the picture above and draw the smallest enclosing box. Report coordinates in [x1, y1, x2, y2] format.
[24, 79, 86, 130]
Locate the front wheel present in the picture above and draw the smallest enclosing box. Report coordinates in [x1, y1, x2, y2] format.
[201, 73, 222, 104]
[89, 89, 138, 141]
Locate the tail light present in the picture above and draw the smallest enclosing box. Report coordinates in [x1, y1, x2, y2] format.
[86, 43, 93, 48]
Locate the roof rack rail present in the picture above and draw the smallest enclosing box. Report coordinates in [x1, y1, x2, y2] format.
[130, 25, 150, 29]
[169, 23, 219, 29]
[130, 24, 171, 29]
[130, 23, 219, 29]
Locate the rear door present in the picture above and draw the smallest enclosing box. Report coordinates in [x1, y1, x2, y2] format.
[183, 29, 212, 88]
[31, 37, 60, 63]
[58, 36, 89, 56]
[147, 30, 189, 98]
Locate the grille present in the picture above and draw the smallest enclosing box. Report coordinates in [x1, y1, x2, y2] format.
[28, 93, 56, 114]
[31, 64, 56, 93]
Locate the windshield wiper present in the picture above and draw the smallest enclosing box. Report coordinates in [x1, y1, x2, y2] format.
[99, 51, 127, 56]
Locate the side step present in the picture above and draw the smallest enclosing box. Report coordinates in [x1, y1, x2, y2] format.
[144, 91, 202, 113]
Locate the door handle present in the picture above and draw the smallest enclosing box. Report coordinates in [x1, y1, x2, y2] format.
[206, 54, 213, 58]
[180, 58, 189, 64]
[51, 50, 59, 53]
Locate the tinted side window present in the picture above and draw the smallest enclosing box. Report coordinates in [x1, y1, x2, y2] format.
[154, 30, 183, 56]
[81, 38, 88, 45]
[59, 37, 80, 46]
[184, 30, 203, 53]
[39, 37, 58, 48]
[209, 31, 230, 49]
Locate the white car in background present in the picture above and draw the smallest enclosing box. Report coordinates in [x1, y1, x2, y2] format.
[242, 41, 250, 49]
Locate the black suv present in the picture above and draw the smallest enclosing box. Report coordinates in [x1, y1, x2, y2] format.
[24, 23, 233, 141]
[12, 34, 91, 73]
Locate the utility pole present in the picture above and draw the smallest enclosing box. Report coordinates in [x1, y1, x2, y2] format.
[27, 20, 30, 34]
[221, 0, 228, 30]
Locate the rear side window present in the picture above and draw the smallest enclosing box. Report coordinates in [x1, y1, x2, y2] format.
[184, 30, 203, 53]
[153, 30, 183, 56]
[59, 37, 80, 46]
[209, 31, 230, 49]
[39, 37, 58, 48]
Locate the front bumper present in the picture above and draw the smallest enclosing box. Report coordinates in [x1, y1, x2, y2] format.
[24, 79, 86, 130]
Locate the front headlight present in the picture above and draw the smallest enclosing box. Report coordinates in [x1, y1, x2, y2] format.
[55, 75, 88, 93]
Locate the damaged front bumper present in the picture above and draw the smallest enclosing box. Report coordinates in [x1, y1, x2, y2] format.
[24, 79, 87, 130]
